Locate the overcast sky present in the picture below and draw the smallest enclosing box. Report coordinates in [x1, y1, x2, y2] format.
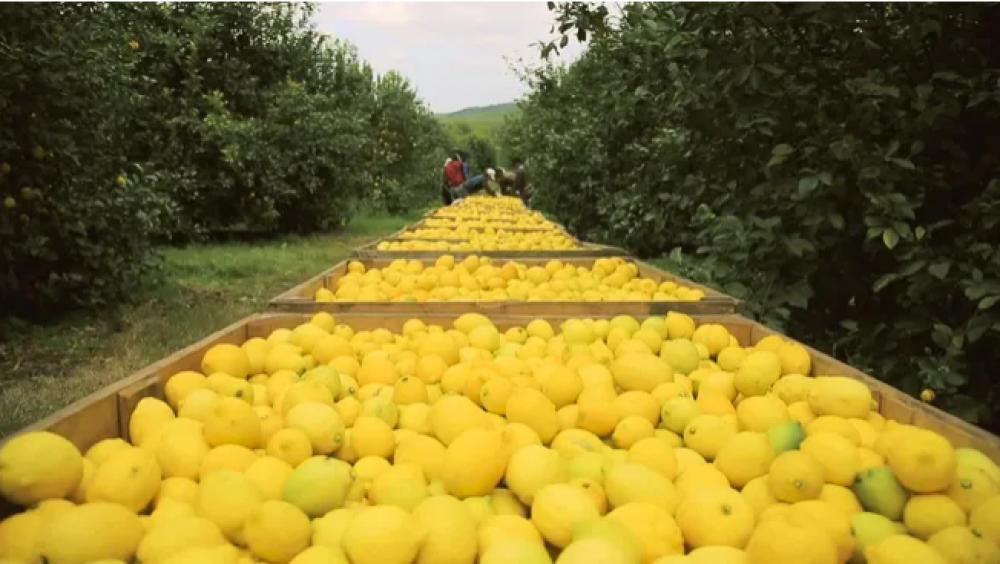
[313, 2, 586, 114]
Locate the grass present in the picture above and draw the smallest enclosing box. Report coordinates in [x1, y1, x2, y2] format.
[0, 211, 422, 439]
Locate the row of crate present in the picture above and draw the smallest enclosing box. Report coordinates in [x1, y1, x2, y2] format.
[3, 202, 999, 475]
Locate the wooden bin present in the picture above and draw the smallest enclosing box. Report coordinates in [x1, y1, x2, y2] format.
[4, 311, 998, 485]
[268, 257, 743, 316]
[352, 238, 629, 260]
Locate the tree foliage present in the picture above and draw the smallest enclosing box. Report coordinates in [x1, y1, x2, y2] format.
[508, 2, 1000, 427]
[1, 2, 445, 321]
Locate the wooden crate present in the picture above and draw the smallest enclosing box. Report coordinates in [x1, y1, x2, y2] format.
[4, 311, 998, 471]
[268, 257, 743, 316]
[352, 239, 630, 260]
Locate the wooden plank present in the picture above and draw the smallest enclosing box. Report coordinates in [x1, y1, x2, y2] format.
[267, 257, 742, 316]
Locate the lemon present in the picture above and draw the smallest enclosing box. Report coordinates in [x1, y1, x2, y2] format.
[770, 374, 814, 404]
[606, 502, 685, 561]
[902, 494, 966, 539]
[741, 475, 780, 517]
[284, 401, 345, 455]
[39, 502, 144, 564]
[660, 396, 702, 434]
[806, 415, 862, 445]
[155, 423, 210, 481]
[542, 366, 584, 408]
[197, 470, 261, 545]
[628, 436, 678, 479]
[429, 394, 491, 445]
[677, 487, 754, 549]
[814, 484, 861, 518]
[928, 525, 1000, 563]
[441, 428, 507, 498]
[412, 495, 478, 563]
[84, 438, 133, 466]
[733, 351, 781, 397]
[610, 353, 673, 393]
[682, 414, 737, 461]
[745, 516, 839, 564]
[86, 447, 161, 512]
[342, 505, 426, 564]
[454, 313, 493, 334]
[203, 397, 262, 449]
[531, 483, 601, 548]
[265, 428, 312, 468]
[478, 514, 544, 553]
[351, 416, 396, 459]
[784, 499, 855, 562]
[576, 399, 619, 437]
[605, 462, 679, 513]
[0, 431, 84, 506]
[368, 464, 429, 510]
[130, 397, 177, 446]
[282, 456, 353, 517]
[713, 431, 774, 488]
[311, 507, 356, 549]
[970, 495, 1000, 545]
[244, 456, 294, 500]
[480, 538, 553, 564]
[768, 450, 824, 502]
[675, 464, 730, 501]
[0, 510, 45, 562]
[736, 394, 791, 432]
[863, 534, 948, 564]
[202, 343, 251, 379]
[136, 515, 228, 563]
[505, 445, 568, 505]
[557, 538, 633, 563]
[392, 433, 446, 481]
[289, 546, 349, 564]
[800, 432, 860, 487]
[165, 371, 209, 409]
[506, 388, 561, 444]
[806, 376, 872, 419]
[612, 415, 655, 449]
[242, 500, 311, 563]
[886, 429, 957, 493]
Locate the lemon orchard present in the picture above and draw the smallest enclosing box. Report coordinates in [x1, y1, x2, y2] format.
[314, 256, 708, 303]
[2, 312, 999, 563]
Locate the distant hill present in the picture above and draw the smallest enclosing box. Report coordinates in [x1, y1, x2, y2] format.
[438, 102, 518, 165]
[437, 102, 517, 123]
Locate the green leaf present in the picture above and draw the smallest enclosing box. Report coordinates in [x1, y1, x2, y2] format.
[873, 273, 898, 293]
[840, 320, 859, 332]
[818, 171, 833, 185]
[979, 295, 1000, 310]
[883, 228, 900, 250]
[798, 176, 819, 196]
[928, 261, 951, 279]
[828, 213, 845, 230]
[890, 158, 915, 170]
[916, 226, 926, 240]
[772, 144, 794, 157]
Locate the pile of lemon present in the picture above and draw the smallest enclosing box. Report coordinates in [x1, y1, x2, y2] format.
[376, 230, 581, 252]
[423, 218, 555, 230]
[436, 195, 536, 217]
[315, 256, 707, 303]
[400, 225, 563, 241]
[3, 312, 998, 564]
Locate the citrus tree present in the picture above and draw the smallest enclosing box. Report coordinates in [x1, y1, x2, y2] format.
[509, 2, 1000, 427]
[2, 3, 445, 321]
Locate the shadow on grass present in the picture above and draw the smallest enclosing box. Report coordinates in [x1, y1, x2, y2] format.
[0, 211, 418, 438]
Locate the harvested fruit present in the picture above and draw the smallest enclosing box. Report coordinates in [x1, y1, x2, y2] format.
[0, 310, 995, 563]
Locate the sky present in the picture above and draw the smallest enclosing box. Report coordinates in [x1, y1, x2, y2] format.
[313, 2, 586, 114]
